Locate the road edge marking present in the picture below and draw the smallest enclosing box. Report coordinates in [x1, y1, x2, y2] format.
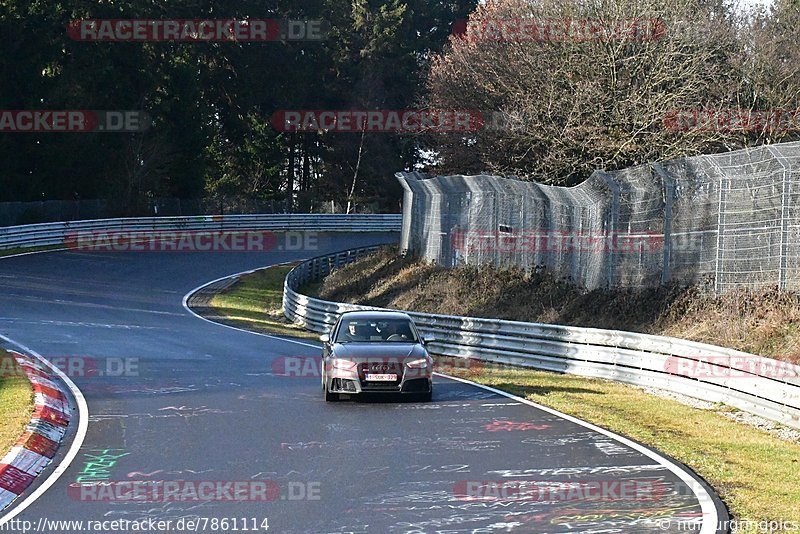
[181, 263, 320, 349]
[0, 248, 69, 261]
[435, 372, 725, 534]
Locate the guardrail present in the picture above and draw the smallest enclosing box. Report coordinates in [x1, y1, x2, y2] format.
[284, 246, 800, 429]
[0, 214, 402, 250]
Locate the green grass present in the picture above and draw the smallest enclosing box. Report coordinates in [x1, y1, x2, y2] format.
[0, 245, 64, 258]
[442, 360, 800, 532]
[208, 264, 320, 340]
[0, 351, 34, 456]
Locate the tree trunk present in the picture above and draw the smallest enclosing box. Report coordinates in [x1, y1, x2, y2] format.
[286, 133, 295, 213]
[346, 130, 366, 214]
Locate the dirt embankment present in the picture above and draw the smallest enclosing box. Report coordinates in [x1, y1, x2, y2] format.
[317, 247, 800, 364]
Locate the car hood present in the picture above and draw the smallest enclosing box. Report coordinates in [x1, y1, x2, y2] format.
[330, 343, 427, 361]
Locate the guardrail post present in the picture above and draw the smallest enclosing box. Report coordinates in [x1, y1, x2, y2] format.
[601, 172, 620, 288]
[713, 159, 727, 294]
[768, 146, 792, 291]
[652, 163, 673, 284]
[396, 173, 414, 255]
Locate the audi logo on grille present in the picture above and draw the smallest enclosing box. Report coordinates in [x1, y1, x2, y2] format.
[372, 364, 389, 372]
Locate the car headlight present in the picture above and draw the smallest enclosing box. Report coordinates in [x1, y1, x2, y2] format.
[332, 359, 357, 370]
[406, 358, 429, 369]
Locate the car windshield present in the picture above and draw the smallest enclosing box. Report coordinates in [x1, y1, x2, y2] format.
[334, 318, 418, 343]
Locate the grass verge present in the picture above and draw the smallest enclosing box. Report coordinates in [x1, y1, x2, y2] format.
[0, 351, 34, 459]
[206, 264, 319, 340]
[206, 254, 800, 533]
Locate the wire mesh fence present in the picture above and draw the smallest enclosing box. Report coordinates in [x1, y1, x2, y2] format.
[397, 141, 800, 293]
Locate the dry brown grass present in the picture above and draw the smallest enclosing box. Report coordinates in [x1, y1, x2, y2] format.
[319, 247, 800, 364]
[655, 286, 800, 363]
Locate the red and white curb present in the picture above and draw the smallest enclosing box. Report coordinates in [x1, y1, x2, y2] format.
[0, 351, 72, 511]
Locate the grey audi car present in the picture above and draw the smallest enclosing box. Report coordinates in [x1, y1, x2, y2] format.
[320, 310, 433, 402]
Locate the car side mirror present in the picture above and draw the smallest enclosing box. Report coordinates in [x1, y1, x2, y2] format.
[319, 334, 330, 343]
[422, 336, 433, 345]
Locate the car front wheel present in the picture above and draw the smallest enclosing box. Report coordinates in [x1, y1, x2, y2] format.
[325, 388, 339, 402]
[323, 372, 338, 402]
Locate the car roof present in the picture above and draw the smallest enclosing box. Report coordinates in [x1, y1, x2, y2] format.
[338, 310, 413, 321]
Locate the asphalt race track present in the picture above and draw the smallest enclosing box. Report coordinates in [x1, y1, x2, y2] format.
[0, 233, 726, 533]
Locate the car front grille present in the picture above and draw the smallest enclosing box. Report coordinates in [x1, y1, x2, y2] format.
[359, 361, 403, 391]
[360, 361, 403, 373]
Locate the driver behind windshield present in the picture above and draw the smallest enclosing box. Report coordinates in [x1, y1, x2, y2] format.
[341, 321, 360, 341]
[338, 319, 415, 342]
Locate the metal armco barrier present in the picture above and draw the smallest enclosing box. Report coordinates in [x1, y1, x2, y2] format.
[0, 214, 402, 250]
[284, 246, 800, 429]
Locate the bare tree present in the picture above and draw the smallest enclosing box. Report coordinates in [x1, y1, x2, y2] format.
[735, 0, 800, 144]
[424, 0, 798, 184]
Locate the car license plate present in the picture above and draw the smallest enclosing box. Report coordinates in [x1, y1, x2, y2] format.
[365, 373, 397, 381]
